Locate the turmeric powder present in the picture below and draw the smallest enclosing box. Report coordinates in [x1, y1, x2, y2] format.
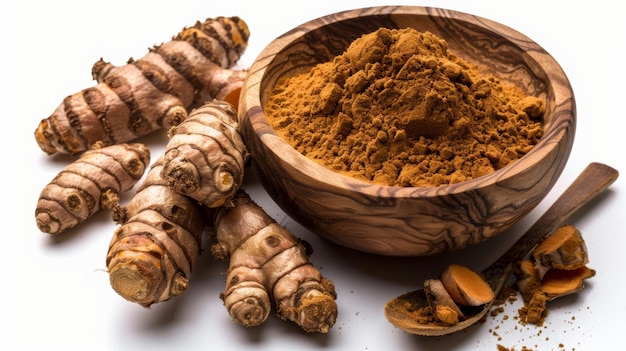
[35, 16, 249, 155]
[265, 27, 544, 187]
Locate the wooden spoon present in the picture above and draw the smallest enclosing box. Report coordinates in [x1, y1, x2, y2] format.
[384, 162, 619, 336]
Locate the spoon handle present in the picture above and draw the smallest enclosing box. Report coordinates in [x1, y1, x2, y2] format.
[483, 162, 619, 287]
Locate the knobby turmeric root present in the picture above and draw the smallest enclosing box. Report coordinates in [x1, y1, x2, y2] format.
[35, 143, 150, 234]
[211, 191, 338, 333]
[162, 100, 247, 207]
[35, 16, 250, 155]
[106, 155, 205, 307]
[515, 225, 596, 325]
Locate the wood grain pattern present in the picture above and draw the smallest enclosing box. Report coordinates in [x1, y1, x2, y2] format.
[239, 6, 575, 256]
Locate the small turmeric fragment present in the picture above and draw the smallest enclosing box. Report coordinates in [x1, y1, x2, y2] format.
[162, 100, 247, 207]
[532, 225, 589, 276]
[514, 259, 543, 303]
[440, 264, 495, 307]
[424, 278, 465, 325]
[106, 155, 205, 307]
[35, 16, 249, 155]
[35, 143, 150, 234]
[211, 190, 338, 333]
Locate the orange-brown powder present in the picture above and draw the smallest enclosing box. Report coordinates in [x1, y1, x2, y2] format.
[265, 27, 544, 187]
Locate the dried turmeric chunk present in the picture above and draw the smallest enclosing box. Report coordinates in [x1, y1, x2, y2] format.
[162, 100, 247, 207]
[515, 259, 543, 303]
[541, 266, 596, 299]
[515, 225, 596, 325]
[532, 225, 589, 276]
[424, 278, 465, 325]
[440, 264, 495, 306]
[106, 155, 205, 307]
[211, 190, 337, 333]
[35, 16, 249, 155]
[35, 143, 150, 234]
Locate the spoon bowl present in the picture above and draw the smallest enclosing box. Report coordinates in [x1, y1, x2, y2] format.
[384, 162, 618, 335]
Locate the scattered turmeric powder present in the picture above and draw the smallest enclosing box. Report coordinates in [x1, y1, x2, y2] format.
[35, 142, 150, 234]
[265, 27, 544, 187]
[106, 155, 205, 307]
[35, 16, 249, 155]
[211, 190, 337, 333]
[162, 100, 248, 207]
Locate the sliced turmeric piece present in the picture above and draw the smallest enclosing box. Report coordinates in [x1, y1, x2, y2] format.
[440, 264, 495, 306]
[515, 225, 596, 325]
[541, 266, 596, 300]
[424, 278, 465, 325]
[532, 225, 589, 277]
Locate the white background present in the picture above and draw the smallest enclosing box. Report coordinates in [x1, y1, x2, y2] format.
[3, 1, 624, 350]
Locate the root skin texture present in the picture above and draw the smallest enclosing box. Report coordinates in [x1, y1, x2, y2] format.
[212, 191, 338, 333]
[162, 100, 247, 208]
[106, 155, 205, 307]
[35, 16, 249, 155]
[35, 143, 150, 234]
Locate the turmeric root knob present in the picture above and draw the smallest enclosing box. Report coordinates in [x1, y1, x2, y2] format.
[280, 278, 338, 333]
[35, 16, 249, 155]
[106, 156, 205, 307]
[213, 191, 338, 332]
[35, 143, 150, 234]
[162, 100, 247, 207]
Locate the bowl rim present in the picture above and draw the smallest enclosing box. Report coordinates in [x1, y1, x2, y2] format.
[241, 5, 575, 199]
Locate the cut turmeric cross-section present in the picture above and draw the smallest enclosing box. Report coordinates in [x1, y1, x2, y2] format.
[531, 225, 589, 277]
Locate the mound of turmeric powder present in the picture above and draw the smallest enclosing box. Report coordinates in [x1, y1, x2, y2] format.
[265, 27, 544, 187]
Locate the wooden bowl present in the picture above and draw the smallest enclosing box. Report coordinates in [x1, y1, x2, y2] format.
[238, 6, 575, 256]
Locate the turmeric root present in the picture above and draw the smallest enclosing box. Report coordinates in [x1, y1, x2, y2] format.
[162, 100, 247, 207]
[440, 264, 495, 307]
[211, 190, 337, 333]
[36, 143, 150, 234]
[35, 16, 250, 155]
[532, 225, 589, 277]
[424, 278, 465, 325]
[106, 155, 205, 307]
